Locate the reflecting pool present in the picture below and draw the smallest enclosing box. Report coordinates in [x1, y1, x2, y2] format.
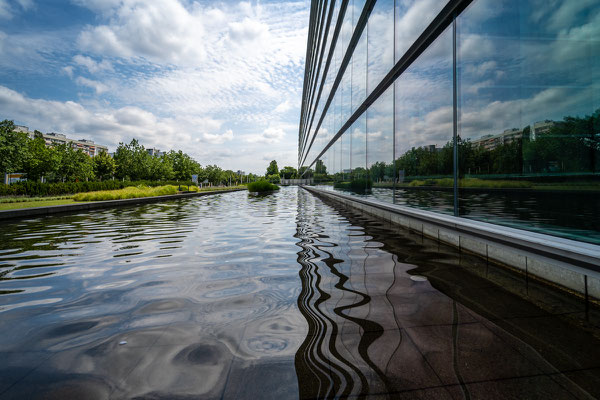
[0, 187, 599, 399]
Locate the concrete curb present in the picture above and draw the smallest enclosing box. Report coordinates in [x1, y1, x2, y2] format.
[302, 185, 600, 300]
[0, 188, 246, 221]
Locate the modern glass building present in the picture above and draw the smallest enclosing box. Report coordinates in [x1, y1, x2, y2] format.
[298, 0, 600, 244]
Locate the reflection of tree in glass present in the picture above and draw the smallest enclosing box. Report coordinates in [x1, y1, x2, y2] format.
[385, 109, 600, 181]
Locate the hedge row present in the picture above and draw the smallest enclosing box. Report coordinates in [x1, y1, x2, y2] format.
[0, 180, 197, 197]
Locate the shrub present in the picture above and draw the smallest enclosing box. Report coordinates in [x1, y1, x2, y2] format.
[73, 185, 178, 201]
[247, 180, 280, 192]
[0, 180, 198, 197]
[334, 178, 372, 194]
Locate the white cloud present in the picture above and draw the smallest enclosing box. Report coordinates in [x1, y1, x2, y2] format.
[77, 0, 208, 64]
[202, 129, 233, 145]
[75, 76, 109, 94]
[0, 0, 309, 174]
[245, 126, 286, 144]
[73, 54, 113, 74]
[0, 85, 232, 154]
[62, 65, 74, 78]
[0, 0, 11, 19]
[274, 100, 291, 113]
[16, 0, 32, 10]
[228, 17, 269, 44]
[0, 0, 33, 19]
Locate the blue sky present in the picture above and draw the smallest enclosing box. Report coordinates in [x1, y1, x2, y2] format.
[0, 0, 309, 174]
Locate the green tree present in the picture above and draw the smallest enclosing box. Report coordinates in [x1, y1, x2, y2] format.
[0, 120, 29, 177]
[280, 166, 297, 179]
[267, 173, 280, 184]
[368, 161, 387, 183]
[266, 160, 279, 177]
[93, 151, 116, 181]
[152, 153, 175, 181]
[55, 144, 94, 182]
[23, 134, 59, 182]
[113, 140, 135, 180]
[205, 164, 223, 185]
[314, 159, 327, 175]
[167, 150, 197, 181]
[113, 139, 152, 180]
[298, 166, 313, 178]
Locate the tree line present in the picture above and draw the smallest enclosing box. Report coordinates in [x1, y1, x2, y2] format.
[0, 120, 257, 185]
[263, 160, 315, 183]
[311, 109, 600, 183]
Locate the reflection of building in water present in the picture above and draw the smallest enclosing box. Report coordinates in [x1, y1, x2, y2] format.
[295, 191, 401, 397]
[295, 194, 600, 398]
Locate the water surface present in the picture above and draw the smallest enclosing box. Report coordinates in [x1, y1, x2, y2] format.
[0, 187, 599, 399]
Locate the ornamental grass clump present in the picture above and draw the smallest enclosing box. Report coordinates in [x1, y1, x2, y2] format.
[247, 180, 280, 192]
[73, 185, 178, 201]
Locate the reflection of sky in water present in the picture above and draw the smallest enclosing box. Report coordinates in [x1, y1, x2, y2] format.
[1, 187, 599, 397]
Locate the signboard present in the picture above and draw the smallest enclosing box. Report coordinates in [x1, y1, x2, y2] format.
[4, 173, 26, 184]
[191, 174, 198, 183]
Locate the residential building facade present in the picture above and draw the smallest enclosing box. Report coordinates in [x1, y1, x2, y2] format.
[16, 126, 108, 156]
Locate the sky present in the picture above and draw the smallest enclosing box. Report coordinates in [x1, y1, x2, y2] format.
[0, 0, 309, 174]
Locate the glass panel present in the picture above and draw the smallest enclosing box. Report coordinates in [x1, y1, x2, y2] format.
[394, 27, 454, 214]
[353, 0, 366, 29]
[367, 0, 394, 96]
[341, 66, 352, 130]
[351, 114, 367, 195]
[457, 0, 600, 244]
[316, 151, 328, 186]
[313, 0, 341, 134]
[367, 86, 394, 203]
[352, 29, 367, 113]
[341, 129, 351, 183]
[395, 0, 449, 61]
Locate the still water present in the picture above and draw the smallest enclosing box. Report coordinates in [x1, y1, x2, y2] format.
[321, 186, 600, 245]
[0, 187, 599, 399]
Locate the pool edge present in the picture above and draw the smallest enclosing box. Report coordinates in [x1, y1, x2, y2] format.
[301, 185, 600, 302]
[0, 189, 247, 221]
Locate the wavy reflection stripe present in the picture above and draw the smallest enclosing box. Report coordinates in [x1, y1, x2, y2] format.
[296, 191, 365, 397]
[307, 243, 371, 396]
[297, 271, 333, 397]
[384, 255, 404, 376]
[295, 220, 354, 397]
[296, 238, 336, 397]
[320, 245, 389, 395]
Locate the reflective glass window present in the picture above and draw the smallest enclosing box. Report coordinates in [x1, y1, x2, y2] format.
[367, 86, 394, 203]
[367, 0, 394, 96]
[394, 27, 454, 214]
[457, 0, 600, 243]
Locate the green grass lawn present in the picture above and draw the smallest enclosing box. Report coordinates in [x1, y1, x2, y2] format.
[0, 185, 248, 210]
[0, 199, 76, 210]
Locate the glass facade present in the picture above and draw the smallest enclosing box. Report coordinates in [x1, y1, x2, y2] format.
[299, 0, 600, 245]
